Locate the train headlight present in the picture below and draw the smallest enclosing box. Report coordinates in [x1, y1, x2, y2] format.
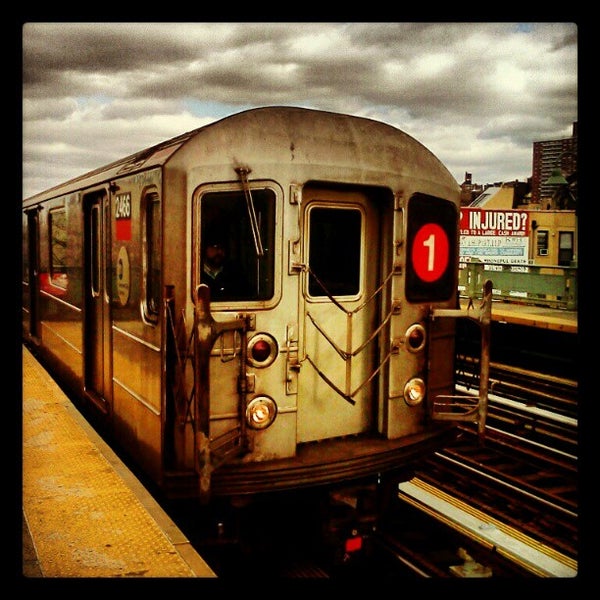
[404, 378, 426, 406]
[246, 396, 278, 430]
[247, 333, 278, 368]
[405, 324, 426, 353]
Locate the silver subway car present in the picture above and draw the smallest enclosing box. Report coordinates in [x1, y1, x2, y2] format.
[22, 106, 490, 507]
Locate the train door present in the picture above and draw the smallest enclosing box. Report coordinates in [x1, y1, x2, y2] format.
[297, 187, 383, 442]
[24, 208, 40, 339]
[83, 190, 112, 408]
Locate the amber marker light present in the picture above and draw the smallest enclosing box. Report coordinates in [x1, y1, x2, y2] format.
[404, 377, 426, 406]
[246, 396, 278, 429]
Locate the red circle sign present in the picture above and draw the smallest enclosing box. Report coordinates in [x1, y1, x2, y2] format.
[412, 223, 449, 282]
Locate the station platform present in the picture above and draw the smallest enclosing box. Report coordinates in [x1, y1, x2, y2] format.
[460, 299, 577, 334]
[21, 345, 216, 579]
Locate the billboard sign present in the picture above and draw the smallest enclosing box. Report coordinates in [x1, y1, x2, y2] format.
[459, 208, 530, 264]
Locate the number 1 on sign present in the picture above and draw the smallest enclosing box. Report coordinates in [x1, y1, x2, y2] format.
[412, 223, 449, 283]
[423, 233, 435, 272]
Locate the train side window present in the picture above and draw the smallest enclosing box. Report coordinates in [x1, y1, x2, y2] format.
[49, 207, 68, 291]
[308, 207, 362, 297]
[143, 191, 161, 321]
[23, 213, 29, 282]
[200, 188, 276, 302]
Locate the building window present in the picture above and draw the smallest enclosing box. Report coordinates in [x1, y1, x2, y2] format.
[558, 231, 574, 267]
[536, 230, 549, 256]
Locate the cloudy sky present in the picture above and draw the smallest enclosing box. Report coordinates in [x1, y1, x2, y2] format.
[22, 22, 578, 199]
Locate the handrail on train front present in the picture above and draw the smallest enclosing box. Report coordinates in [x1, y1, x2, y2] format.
[430, 279, 493, 441]
[192, 284, 250, 502]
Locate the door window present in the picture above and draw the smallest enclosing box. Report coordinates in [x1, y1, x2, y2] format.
[308, 207, 362, 297]
[558, 231, 574, 266]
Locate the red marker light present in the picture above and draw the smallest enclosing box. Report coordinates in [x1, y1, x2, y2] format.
[407, 325, 426, 352]
[251, 339, 271, 362]
[345, 536, 363, 553]
[247, 334, 278, 368]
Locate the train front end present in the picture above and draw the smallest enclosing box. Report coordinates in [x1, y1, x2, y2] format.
[161, 107, 490, 502]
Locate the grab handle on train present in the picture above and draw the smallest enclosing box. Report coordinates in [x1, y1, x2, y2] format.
[430, 279, 492, 440]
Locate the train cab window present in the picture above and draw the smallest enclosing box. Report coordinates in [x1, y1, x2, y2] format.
[143, 191, 161, 321]
[308, 207, 362, 297]
[49, 207, 67, 291]
[200, 188, 276, 302]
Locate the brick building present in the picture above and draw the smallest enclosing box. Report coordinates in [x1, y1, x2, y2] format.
[531, 122, 577, 205]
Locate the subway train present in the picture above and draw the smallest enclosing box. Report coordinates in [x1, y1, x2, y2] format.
[22, 106, 491, 518]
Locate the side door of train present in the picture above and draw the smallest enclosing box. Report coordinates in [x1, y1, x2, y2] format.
[82, 188, 112, 410]
[23, 207, 41, 340]
[297, 186, 387, 442]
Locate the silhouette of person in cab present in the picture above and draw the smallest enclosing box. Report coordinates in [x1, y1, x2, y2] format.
[201, 235, 250, 300]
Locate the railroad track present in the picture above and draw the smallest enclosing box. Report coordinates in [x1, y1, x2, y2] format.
[415, 446, 577, 559]
[457, 358, 578, 418]
[376, 477, 577, 578]
[413, 367, 578, 561]
[376, 388, 578, 576]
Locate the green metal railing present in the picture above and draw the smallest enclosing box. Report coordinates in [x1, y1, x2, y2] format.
[459, 261, 577, 311]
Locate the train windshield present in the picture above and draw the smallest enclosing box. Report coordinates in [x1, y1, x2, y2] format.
[200, 188, 276, 302]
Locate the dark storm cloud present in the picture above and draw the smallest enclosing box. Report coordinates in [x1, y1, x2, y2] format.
[22, 22, 577, 197]
[23, 23, 206, 74]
